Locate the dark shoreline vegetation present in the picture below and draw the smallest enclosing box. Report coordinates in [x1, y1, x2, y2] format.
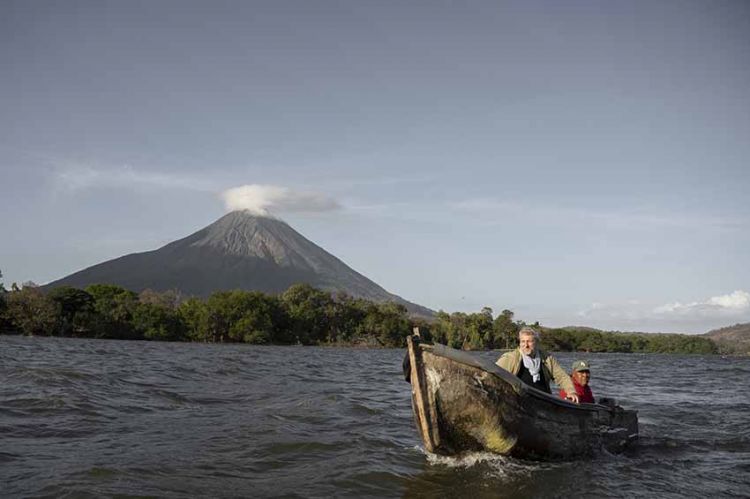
[0, 279, 720, 354]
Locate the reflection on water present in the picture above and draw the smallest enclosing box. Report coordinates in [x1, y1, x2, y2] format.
[1, 336, 748, 497]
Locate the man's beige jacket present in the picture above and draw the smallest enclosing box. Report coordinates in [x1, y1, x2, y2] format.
[496, 348, 576, 396]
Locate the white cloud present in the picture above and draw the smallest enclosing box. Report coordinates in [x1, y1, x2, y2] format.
[53, 166, 343, 216]
[573, 290, 750, 332]
[221, 184, 341, 216]
[654, 290, 750, 315]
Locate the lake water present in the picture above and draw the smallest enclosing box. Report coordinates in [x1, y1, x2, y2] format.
[1, 335, 749, 498]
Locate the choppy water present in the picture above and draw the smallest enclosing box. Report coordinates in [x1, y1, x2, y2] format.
[1, 336, 749, 498]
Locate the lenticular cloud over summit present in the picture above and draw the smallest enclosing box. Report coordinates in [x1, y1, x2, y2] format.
[221, 184, 341, 216]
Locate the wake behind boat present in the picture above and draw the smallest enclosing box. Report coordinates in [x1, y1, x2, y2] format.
[405, 335, 638, 460]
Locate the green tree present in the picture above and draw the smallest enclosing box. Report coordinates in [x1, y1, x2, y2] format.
[0, 269, 8, 332]
[493, 309, 519, 349]
[0, 294, 7, 332]
[132, 302, 186, 341]
[47, 286, 96, 336]
[5, 287, 62, 335]
[280, 283, 334, 344]
[356, 301, 410, 347]
[178, 297, 210, 342]
[201, 291, 237, 343]
[540, 327, 576, 352]
[225, 292, 280, 344]
[578, 330, 607, 352]
[326, 293, 367, 344]
[446, 312, 469, 349]
[429, 311, 451, 345]
[85, 284, 140, 339]
[190, 290, 282, 343]
[139, 289, 180, 308]
[464, 307, 494, 350]
[374, 301, 410, 347]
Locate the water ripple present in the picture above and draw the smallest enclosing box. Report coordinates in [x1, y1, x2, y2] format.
[1, 336, 749, 497]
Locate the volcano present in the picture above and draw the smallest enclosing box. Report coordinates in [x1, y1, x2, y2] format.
[45, 211, 434, 316]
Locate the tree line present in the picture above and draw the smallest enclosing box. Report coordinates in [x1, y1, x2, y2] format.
[538, 326, 717, 355]
[420, 310, 717, 354]
[0, 273, 718, 354]
[0, 282, 418, 347]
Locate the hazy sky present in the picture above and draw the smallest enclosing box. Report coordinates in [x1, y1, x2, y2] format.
[2, 0, 749, 333]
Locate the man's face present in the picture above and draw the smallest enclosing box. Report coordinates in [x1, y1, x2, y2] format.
[519, 333, 536, 356]
[573, 370, 591, 386]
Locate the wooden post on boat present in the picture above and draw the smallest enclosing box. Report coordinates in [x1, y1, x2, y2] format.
[407, 330, 441, 453]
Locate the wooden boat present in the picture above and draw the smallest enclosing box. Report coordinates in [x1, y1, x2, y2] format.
[406, 335, 638, 460]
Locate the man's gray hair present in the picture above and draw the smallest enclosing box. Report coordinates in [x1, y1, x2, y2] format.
[518, 326, 540, 339]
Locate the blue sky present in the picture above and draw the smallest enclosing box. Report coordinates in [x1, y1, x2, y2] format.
[1, 0, 749, 333]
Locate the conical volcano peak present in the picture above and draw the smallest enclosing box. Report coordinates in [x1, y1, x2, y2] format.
[224, 208, 281, 221]
[207, 210, 285, 234]
[212, 209, 284, 228]
[45, 211, 435, 317]
[185, 210, 317, 267]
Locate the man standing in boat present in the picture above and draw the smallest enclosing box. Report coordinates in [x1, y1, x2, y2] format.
[496, 327, 580, 403]
[559, 360, 595, 403]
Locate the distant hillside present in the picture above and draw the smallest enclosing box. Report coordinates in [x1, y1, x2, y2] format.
[703, 323, 750, 355]
[45, 210, 435, 318]
[542, 325, 717, 354]
[558, 326, 606, 334]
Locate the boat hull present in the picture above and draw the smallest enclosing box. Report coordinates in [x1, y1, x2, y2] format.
[407, 336, 638, 460]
